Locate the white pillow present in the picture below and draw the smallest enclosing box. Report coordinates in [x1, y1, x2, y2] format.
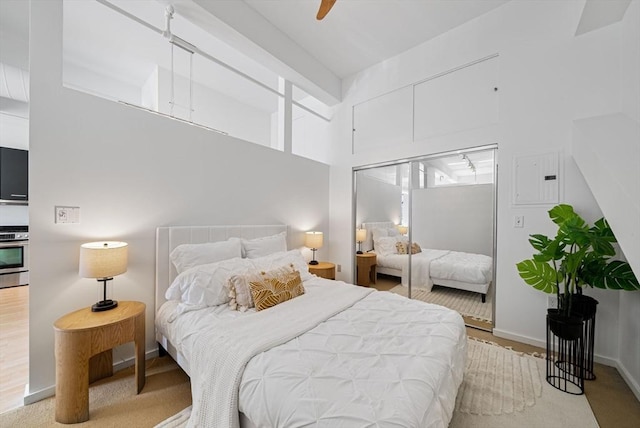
[165, 257, 253, 306]
[248, 249, 313, 281]
[170, 238, 242, 274]
[371, 228, 388, 242]
[242, 232, 287, 259]
[387, 227, 401, 237]
[374, 236, 399, 256]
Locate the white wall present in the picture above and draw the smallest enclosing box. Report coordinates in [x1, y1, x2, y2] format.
[27, 0, 330, 400]
[412, 184, 493, 256]
[329, 0, 636, 384]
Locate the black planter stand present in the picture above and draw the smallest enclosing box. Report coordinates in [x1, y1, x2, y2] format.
[571, 293, 599, 380]
[546, 310, 585, 395]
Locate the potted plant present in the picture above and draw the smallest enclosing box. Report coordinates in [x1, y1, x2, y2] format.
[517, 204, 639, 387]
[516, 204, 639, 337]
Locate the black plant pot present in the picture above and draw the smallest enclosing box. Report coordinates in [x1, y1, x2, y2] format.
[547, 308, 583, 340]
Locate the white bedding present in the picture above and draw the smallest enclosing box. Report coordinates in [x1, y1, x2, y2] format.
[158, 278, 467, 428]
[378, 249, 492, 291]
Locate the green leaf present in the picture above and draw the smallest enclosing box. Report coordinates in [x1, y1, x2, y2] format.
[583, 260, 640, 290]
[549, 204, 578, 226]
[516, 259, 558, 294]
[528, 234, 551, 252]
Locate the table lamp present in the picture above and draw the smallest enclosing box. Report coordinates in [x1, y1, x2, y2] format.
[79, 241, 128, 312]
[356, 228, 366, 254]
[305, 231, 323, 265]
[397, 225, 408, 236]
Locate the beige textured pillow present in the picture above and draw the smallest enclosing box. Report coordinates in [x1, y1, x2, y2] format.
[411, 242, 422, 254]
[249, 267, 305, 311]
[395, 241, 408, 254]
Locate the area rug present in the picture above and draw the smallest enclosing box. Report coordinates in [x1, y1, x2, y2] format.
[155, 339, 598, 428]
[389, 284, 493, 323]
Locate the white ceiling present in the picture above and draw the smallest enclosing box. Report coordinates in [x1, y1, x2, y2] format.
[241, 0, 509, 79]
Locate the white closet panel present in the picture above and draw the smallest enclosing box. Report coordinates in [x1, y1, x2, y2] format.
[352, 86, 413, 153]
[413, 57, 499, 140]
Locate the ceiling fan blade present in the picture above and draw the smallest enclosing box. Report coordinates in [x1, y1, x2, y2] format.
[316, 0, 337, 20]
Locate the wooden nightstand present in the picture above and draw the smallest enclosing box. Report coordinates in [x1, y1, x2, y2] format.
[53, 301, 146, 423]
[308, 262, 336, 280]
[356, 253, 377, 287]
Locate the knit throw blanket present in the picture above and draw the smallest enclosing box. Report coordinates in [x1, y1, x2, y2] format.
[186, 282, 374, 428]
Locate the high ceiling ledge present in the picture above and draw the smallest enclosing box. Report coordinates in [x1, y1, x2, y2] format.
[572, 113, 640, 278]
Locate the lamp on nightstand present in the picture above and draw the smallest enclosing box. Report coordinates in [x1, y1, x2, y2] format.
[397, 225, 408, 236]
[356, 228, 366, 254]
[305, 231, 323, 265]
[79, 241, 128, 312]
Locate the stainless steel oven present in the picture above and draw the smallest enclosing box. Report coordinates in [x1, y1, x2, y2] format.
[0, 226, 29, 288]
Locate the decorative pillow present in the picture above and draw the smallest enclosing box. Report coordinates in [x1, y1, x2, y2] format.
[411, 242, 422, 254]
[395, 241, 408, 254]
[374, 236, 398, 256]
[249, 249, 313, 281]
[170, 238, 242, 274]
[242, 232, 287, 259]
[249, 266, 305, 311]
[227, 264, 294, 311]
[165, 257, 253, 306]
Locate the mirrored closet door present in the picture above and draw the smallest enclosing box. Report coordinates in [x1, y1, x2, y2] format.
[354, 146, 496, 330]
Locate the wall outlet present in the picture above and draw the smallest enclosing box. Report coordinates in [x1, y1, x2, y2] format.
[547, 295, 558, 308]
[337, 264, 342, 273]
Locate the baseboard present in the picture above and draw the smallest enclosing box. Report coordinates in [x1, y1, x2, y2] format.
[492, 328, 618, 367]
[23, 348, 160, 405]
[616, 360, 640, 402]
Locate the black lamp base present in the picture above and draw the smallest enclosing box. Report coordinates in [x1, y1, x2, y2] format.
[92, 299, 118, 312]
[356, 250, 363, 254]
[309, 260, 319, 265]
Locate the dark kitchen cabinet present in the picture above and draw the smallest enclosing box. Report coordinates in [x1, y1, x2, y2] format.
[0, 147, 29, 203]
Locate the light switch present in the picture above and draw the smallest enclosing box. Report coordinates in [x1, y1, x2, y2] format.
[55, 206, 80, 224]
[514, 215, 524, 228]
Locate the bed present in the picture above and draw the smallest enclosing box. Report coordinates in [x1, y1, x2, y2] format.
[155, 225, 467, 428]
[362, 222, 492, 302]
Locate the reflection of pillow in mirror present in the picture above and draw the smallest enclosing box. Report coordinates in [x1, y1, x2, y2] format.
[411, 243, 422, 254]
[371, 228, 388, 242]
[170, 238, 242, 274]
[374, 237, 397, 255]
[395, 241, 408, 254]
[387, 227, 401, 237]
[242, 232, 287, 258]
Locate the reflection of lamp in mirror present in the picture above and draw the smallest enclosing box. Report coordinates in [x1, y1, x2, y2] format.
[79, 241, 128, 312]
[397, 225, 408, 236]
[305, 231, 323, 265]
[356, 228, 366, 254]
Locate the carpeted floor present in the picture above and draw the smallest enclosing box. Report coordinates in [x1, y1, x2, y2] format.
[389, 283, 493, 323]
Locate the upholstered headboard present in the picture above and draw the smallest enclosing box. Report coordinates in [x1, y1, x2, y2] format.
[155, 225, 288, 314]
[361, 221, 397, 252]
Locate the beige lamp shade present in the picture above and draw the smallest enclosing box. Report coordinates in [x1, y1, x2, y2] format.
[356, 228, 367, 243]
[305, 231, 323, 249]
[79, 241, 128, 279]
[397, 225, 408, 235]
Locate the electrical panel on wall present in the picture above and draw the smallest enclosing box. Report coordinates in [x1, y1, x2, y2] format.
[513, 152, 560, 205]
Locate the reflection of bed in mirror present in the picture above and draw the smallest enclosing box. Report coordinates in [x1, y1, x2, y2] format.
[362, 222, 492, 302]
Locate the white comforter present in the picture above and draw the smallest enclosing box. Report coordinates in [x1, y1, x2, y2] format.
[378, 249, 492, 291]
[163, 279, 467, 428]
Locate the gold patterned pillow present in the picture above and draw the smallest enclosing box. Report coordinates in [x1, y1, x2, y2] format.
[411, 242, 422, 254]
[395, 241, 408, 254]
[249, 266, 305, 311]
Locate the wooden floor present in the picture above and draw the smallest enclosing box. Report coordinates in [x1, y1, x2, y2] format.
[0, 285, 29, 414]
